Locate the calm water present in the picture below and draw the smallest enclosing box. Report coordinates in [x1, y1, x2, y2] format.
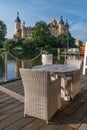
[0, 53, 83, 82]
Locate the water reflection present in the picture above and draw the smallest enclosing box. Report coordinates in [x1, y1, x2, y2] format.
[13, 50, 40, 60]
[0, 53, 16, 82]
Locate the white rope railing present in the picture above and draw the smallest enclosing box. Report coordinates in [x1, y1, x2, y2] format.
[0, 51, 42, 62]
[8, 51, 41, 62]
[0, 51, 42, 82]
[0, 52, 6, 57]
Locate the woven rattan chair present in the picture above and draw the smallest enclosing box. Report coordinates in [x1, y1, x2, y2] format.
[63, 59, 82, 100]
[65, 59, 82, 70]
[20, 68, 61, 124]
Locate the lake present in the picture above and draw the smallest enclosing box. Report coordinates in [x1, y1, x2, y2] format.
[0, 52, 83, 83]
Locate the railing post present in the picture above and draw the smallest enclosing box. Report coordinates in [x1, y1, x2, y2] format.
[5, 52, 8, 81]
[15, 60, 22, 77]
[83, 42, 87, 75]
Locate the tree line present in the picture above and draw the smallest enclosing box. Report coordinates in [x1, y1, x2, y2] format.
[0, 20, 77, 56]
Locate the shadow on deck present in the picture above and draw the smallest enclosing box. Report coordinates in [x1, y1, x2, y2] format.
[0, 74, 87, 130]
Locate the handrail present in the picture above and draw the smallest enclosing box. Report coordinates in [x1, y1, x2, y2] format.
[0, 52, 6, 57]
[0, 51, 42, 82]
[0, 51, 42, 62]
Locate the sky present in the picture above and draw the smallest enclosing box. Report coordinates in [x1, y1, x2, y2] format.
[0, 0, 87, 42]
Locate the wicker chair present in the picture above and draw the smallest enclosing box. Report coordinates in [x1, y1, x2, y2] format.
[20, 68, 61, 124]
[63, 59, 82, 100]
[65, 59, 82, 70]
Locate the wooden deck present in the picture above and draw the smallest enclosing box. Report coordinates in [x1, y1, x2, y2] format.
[0, 74, 87, 130]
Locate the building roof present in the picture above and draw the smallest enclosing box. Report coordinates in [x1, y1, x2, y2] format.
[59, 16, 64, 24]
[65, 20, 69, 27]
[15, 12, 21, 22]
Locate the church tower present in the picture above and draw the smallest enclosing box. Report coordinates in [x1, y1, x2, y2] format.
[58, 16, 64, 34]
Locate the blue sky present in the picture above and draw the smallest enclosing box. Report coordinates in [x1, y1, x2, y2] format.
[0, 0, 87, 42]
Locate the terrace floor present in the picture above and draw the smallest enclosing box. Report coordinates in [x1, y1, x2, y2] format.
[0, 74, 87, 130]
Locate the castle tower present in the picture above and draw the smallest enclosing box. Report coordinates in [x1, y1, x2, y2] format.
[58, 16, 64, 34]
[14, 12, 21, 40]
[22, 21, 26, 38]
[51, 17, 57, 27]
[65, 20, 69, 33]
[48, 17, 58, 37]
[15, 12, 21, 33]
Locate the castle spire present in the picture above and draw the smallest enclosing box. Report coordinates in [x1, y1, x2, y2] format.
[65, 20, 69, 27]
[22, 21, 25, 27]
[59, 16, 64, 24]
[17, 11, 19, 17]
[15, 11, 21, 22]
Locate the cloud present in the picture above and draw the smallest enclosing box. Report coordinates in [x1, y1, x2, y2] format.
[1, 0, 87, 42]
[70, 22, 87, 42]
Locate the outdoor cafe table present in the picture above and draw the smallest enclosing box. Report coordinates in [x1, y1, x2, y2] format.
[32, 64, 78, 101]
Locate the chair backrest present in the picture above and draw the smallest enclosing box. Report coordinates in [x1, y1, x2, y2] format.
[65, 59, 82, 70]
[20, 68, 50, 96]
[42, 54, 53, 65]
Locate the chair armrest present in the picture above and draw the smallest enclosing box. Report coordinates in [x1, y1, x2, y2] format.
[72, 70, 80, 81]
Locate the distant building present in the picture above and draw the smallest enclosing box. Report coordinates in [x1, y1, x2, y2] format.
[75, 40, 83, 47]
[14, 12, 70, 40]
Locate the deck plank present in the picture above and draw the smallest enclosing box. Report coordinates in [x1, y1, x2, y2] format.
[57, 124, 75, 130]
[20, 119, 45, 130]
[1, 117, 35, 130]
[0, 74, 87, 129]
[78, 115, 87, 130]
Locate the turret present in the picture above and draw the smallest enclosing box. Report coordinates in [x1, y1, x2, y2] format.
[22, 21, 26, 38]
[59, 16, 64, 24]
[65, 20, 69, 33]
[15, 12, 21, 33]
[51, 17, 57, 27]
[58, 16, 64, 34]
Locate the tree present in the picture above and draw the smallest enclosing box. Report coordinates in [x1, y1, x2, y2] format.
[32, 21, 51, 48]
[56, 33, 76, 48]
[68, 36, 76, 48]
[0, 20, 7, 47]
[57, 34, 67, 48]
[22, 39, 37, 51]
[3, 39, 15, 51]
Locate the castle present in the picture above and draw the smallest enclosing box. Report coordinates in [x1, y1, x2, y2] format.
[14, 12, 70, 40]
[48, 17, 69, 37]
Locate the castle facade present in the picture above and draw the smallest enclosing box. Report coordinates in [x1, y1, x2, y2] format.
[14, 12, 70, 40]
[48, 16, 69, 37]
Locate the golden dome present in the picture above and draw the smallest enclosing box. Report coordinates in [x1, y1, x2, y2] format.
[51, 17, 57, 26]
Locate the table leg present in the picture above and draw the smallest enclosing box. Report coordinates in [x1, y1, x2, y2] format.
[61, 74, 71, 101]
